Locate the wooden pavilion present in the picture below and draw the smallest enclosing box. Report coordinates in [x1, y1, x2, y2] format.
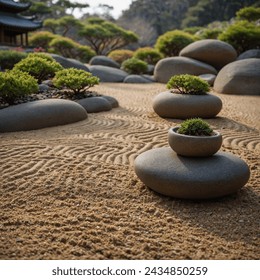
[0, 0, 42, 46]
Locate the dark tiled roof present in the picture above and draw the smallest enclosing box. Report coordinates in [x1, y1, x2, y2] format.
[0, 0, 31, 12]
[0, 12, 42, 31]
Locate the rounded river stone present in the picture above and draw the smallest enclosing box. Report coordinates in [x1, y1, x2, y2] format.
[77, 97, 112, 113]
[153, 91, 222, 119]
[0, 99, 87, 133]
[134, 147, 250, 199]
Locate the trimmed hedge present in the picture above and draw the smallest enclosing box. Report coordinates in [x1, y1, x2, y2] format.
[134, 47, 163, 65]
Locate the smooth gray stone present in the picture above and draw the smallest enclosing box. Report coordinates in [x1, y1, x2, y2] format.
[50, 54, 90, 71]
[146, 64, 155, 75]
[38, 84, 49, 92]
[199, 74, 216, 86]
[77, 97, 112, 113]
[134, 147, 250, 199]
[142, 75, 155, 82]
[237, 49, 260, 60]
[101, 95, 119, 108]
[154, 57, 217, 83]
[180, 39, 237, 70]
[153, 91, 222, 119]
[89, 65, 128, 82]
[214, 59, 260, 95]
[89, 55, 120, 68]
[124, 75, 153, 83]
[0, 99, 87, 133]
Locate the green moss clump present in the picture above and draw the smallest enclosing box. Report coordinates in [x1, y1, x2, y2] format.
[121, 57, 148, 74]
[177, 118, 213, 136]
[167, 74, 209, 95]
[53, 68, 99, 94]
[0, 70, 38, 104]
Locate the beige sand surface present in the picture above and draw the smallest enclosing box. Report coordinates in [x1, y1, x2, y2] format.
[0, 83, 259, 259]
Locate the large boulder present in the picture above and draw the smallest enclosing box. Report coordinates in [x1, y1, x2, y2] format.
[237, 49, 260, 60]
[50, 54, 90, 71]
[180, 39, 237, 70]
[89, 65, 128, 82]
[0, 99, 87, 133]
[77, 97, 112, 113]
[89, 55, 120, 69]
[214, 58, 260, 95]
[154, 57, 217, 83]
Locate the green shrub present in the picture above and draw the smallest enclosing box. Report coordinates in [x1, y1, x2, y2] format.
[49, 37, 96, 63]
[0, 70, 38, 104]
[133, 47, 163, 65]
[155, 30, 195, 57]
[218, 20, 260, 54]
[29, 31, 57, 50]
[27, 52, 56, 62]
[177, 118, 213, 136]
[167, 74, 209, 95]
[121, 58, 148, 74]
[183, 26, 202, 35]
[13, 56, 63, 83]
[108, 49, 134, 64]
[236, 6, 260, 22]
[53, 68, 99, 94]
[0, 50, 27, 70]
[199, 28, 223, 39]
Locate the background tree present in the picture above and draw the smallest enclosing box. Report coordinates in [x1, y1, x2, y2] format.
[78, 18, 138, 55]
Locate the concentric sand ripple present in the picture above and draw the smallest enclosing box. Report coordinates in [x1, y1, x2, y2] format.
[0, 83, 259, 260]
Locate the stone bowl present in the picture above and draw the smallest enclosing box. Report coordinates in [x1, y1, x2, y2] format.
[168, 126, 222, 157]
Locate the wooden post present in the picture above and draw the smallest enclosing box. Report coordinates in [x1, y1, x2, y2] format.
[20, 34, 24, 46]
[25, 32, 28, 46]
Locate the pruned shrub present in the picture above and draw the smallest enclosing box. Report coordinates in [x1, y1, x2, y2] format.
[108, 49, 134, 64]
[121, 58, 148, 74]
[0, 70, 38, 104]
[27, 52, 56, 63]
[167, 74, 209, 95]
[133, 47, 163, 65]
[13, 56, 63, 83]
[29, 31, 57, 51]
[236, 6, 260, 22]
[177, 118, 213, 136]
[199, 28, 223, 39]
[49, 37, 95, 63]
[155, 30, 195, 57]
[0, 50, 27, 70]
[218, 20, 260, 54]
[53, 68, 99, 94]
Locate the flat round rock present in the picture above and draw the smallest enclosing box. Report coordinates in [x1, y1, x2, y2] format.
[0, 99, 87, 133]
[134, 147, 250, 199]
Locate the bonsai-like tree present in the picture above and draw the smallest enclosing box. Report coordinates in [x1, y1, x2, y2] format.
[167, 74, 210, 95]
[177, 118, 213, 136]
[78, 18, 138, 55]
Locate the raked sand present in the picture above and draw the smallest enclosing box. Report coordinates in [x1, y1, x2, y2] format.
[0, 83, 259, 259]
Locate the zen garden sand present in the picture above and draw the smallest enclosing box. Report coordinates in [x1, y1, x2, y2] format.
[0, 83, 259, 260]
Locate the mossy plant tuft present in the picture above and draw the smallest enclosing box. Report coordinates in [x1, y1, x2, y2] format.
[177, 118, 213, 136]
[167, 74, 209, 95]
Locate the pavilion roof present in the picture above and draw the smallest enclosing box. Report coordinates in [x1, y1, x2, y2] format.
[0, 11, 42, 32]
[0, 0, 31, 13]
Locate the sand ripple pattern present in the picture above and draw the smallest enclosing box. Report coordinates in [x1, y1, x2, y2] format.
[0, 83, 259, 260]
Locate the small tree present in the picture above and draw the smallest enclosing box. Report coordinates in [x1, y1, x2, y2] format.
[53, 68, 99, 94]
[29, 31, 57, 51]
[78, 18, 138, 55]
[44, 16, 82, 36]
[108, 49, 134, 64]
[155, 30, 195, 57]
